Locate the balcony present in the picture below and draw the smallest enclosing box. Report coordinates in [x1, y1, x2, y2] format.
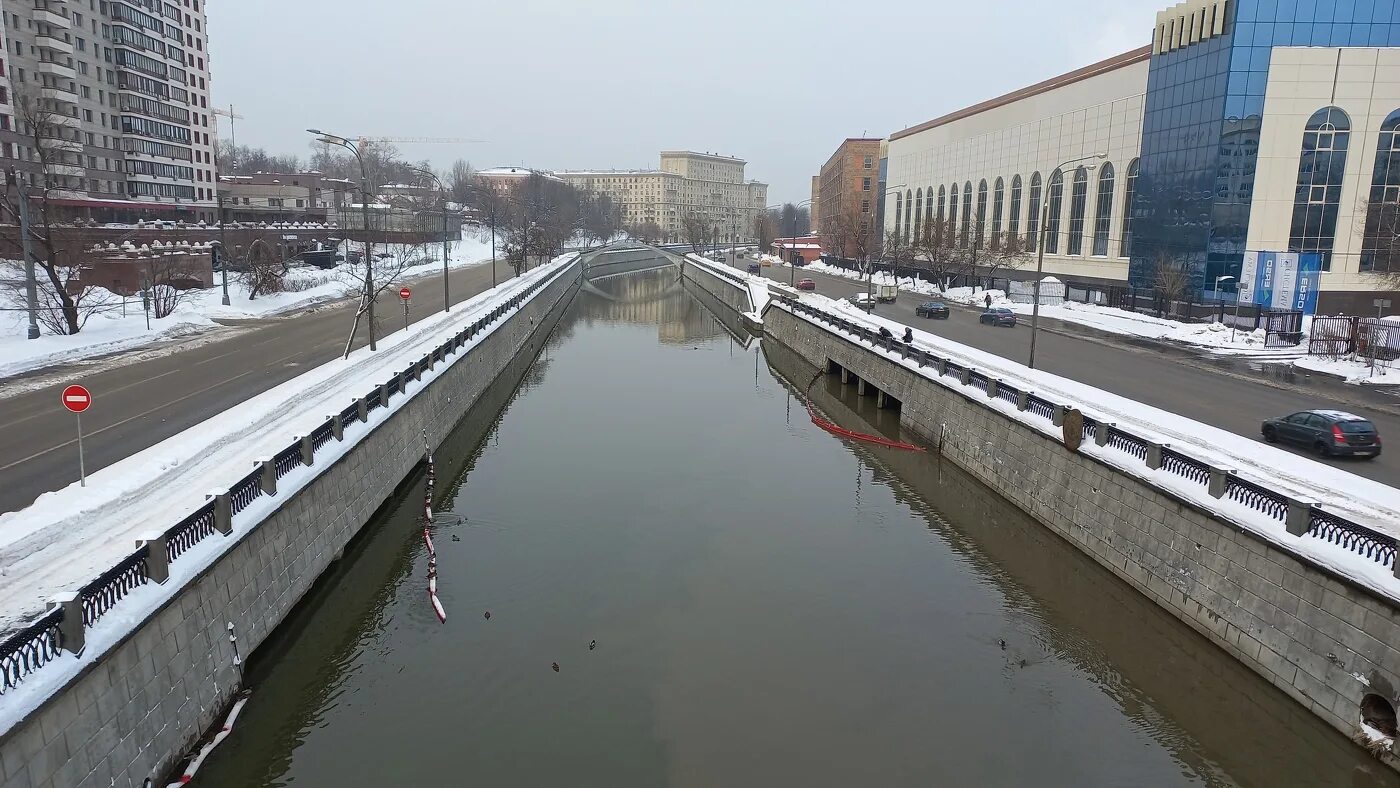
[39, 87, 78, 105]
[31, 9, 71, 29]
[35, 34, 74, 55]
[35, 59, 77, 80]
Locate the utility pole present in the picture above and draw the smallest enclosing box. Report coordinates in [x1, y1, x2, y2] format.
[217, 194, 231, 306]
[10, 168, 40, 339]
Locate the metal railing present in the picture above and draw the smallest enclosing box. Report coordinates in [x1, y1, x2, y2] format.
[0, 256, 580, 696]
[774, 294, 1396, 577]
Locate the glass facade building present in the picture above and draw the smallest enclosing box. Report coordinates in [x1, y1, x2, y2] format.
[1129, 0, 1400, 295]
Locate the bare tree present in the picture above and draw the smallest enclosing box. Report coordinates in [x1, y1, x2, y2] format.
[447, 159, 475, 206]
[0, 87, 106, 335]
[753, 210, 779, 251]
[242, 239, 288, 300]
[580, 192, 620, 246]
[140, 254, 208, 318]
[981, 231, 1033, 290]
[629, 220, 663, 245]
[1153, 251, 1193, 318]
[913, 217, 961, 290]
[681, 211, 710, 255]
[881, 229, 915, 270]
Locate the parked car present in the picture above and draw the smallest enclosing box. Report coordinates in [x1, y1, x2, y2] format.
[876, 284, 899, 303]
[1261, 409, 1381, 458]
[849, 293, 877, 311]
[746, 263, 762, 274]
[761, 258, 773, 266]
[979, 307, 1017, 327]
[915, 300, 950, 319]
[797, 278, 816, 291]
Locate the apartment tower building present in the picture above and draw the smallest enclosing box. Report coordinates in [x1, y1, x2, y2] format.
[0, 0, 217, 221]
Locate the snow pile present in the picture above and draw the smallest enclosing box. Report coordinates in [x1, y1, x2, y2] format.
[782, 292, 1400, 602]
[685, 253, 770, 319]
[796, 262, 1304, 356]
[0, 251, 579, 635]
[1294, 355, 1396, 384]
[0, 236, 495, 380]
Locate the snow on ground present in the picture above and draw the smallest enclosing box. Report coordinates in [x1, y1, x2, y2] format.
[784, 292, 1400, 604]
[794, 261, 1304, 357]
[685, 253, 769, 319]
[0, 235, 495, 380]
[0, 251, 578, 636]
[1294, 355, 1397, 384]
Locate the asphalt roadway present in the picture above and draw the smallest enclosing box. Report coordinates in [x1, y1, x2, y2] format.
[0, 260, 516, 514]
[749, 262, 1400, 486]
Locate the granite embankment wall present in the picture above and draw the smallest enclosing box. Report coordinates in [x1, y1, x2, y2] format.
[677, 254, 753, 317]
[0, 262, 581, 788]
[762, 299, 1400, 770]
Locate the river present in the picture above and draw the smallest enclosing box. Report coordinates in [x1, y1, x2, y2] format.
[194, 267, 1396, 787]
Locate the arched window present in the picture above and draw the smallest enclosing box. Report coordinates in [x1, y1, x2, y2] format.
[1361, 109, 1400, 273]
[936, 185, 946, 223]
[991, 177, 1005, 246]
[925, 186, 935, 232]
[1009, 175, 1023, 239]
[1121, 159, 1138, 257]
[914, 187, 924, 242]
[1289, 106, 1351, 270]
[903, 189, 913, 240]
[1045, 169, 1064, 254]
[1067, 167, 1089, 255]
[948, 183, 959, 240]
[1092, 162, 1114, 256]
[960, 181, 972, 247]
[975, 179, 989, 250]
[1026, 172, 1042, 250]
[893, 192, 903, 237]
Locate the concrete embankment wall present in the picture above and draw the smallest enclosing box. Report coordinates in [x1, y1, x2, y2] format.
[762, 302, 1400, 769]
[0, 264, 581, 788]
[678, 255, 752, 317]
[584, 247, 677, 280]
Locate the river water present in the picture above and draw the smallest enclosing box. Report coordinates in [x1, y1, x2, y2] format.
[195, 268, 1397, 787]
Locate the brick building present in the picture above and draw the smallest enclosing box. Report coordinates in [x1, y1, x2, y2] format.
[815, 138, 881, 258]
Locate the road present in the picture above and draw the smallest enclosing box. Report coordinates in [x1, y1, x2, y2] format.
[0, 260, 517, 514]
[750, 261, 1400, 486]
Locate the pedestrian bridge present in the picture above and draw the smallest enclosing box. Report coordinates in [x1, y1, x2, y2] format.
[581, 244, 679, 282]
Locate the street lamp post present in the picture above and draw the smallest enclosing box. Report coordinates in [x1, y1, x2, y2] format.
[216, 194, 231, 306]
[308, 129, 376, 352]
[1214, 274, 1235, 325]
[869, 184, 907, 308]
[1027, 153, 1106, 370]
[411, 166, 452, 312]
[8, 168, 40, 339]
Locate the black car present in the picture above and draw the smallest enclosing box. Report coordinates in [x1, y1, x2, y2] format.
[979, 307, 1017, 327]
[1261, 409, 1381, 459]
[915, 301, 950, 319]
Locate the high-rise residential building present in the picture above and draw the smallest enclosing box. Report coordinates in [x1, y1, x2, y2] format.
[814, 138, 882, 258]
[885, 0, 1400, 313]
[558, 151, 768, 243]
[0, 0, 217, 222]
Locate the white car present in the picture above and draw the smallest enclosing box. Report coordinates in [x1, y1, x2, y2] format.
[849, 293, 877, 310]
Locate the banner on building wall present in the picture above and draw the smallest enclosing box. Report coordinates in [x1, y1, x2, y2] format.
[1237, 251, 1322, 314]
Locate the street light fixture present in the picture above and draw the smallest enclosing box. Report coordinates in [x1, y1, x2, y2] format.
[1027, 152, 1107, 370]
[308, 129, 377, 353]
[411, 166, 453, 312]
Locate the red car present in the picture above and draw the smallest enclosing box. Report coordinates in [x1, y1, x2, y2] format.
[797, 278, 816, 291]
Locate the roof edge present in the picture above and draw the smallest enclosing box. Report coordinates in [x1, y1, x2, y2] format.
[889, 45, 1152, 142]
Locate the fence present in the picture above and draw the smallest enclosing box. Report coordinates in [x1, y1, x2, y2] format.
[0, 258, 578, 697]
[773, 293, 1396, 580]
[1309, 316, 1400, 365]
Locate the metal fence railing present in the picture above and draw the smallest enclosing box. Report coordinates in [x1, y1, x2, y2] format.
[0, 256, 580, 697]
[774, 293, 1395, 582]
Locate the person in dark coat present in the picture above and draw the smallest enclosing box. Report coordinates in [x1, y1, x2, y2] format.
[984, 292, 993, 309]
[903, 327, 914, 344]
[878, 326, 894, 340]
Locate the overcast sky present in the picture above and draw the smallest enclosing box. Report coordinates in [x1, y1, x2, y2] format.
[208, 0, 1167, 203]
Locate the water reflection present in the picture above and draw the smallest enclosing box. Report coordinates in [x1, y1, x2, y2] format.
[193, 269, 1397, 788]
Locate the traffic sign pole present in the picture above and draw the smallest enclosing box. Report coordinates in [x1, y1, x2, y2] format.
[61, 385, 92, 486]
[76, 411, 85, 487]
[400, 286, 412, 333]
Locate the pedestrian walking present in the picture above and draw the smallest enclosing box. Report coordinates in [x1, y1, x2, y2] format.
[984, 292, 993, 309]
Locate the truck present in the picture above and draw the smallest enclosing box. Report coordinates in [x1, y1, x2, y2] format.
[876, 284, 899, 303]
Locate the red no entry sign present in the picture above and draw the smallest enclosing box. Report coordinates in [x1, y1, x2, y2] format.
[399, 286, 412, 301]
[62, 384, 92, 413]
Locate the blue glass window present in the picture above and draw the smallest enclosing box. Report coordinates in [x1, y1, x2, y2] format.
[1026, 172, 1041, 250]
[1288, 106, 1350, 270]
[1360, 109, 1400, 272]
[1008, 175, 1022, 239]
[1121, 159, 1138, 258]
[1068, 167, 1089, 255]
[1045, 169, 1064, 254]
[1093, 162, 1115, 256]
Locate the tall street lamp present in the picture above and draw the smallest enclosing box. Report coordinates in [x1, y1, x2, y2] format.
[411, 166, 453, 312]
[215, 193, 231, 306]
[1027, 152, 1106, 370]
[868, 184, 907, 307]
[308, 129, 377, 351]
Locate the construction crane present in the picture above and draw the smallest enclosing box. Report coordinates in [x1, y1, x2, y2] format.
[212, 105, 244, 148]
[354, 136, 487, 145]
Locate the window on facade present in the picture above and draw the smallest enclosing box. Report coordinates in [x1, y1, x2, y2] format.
[1092, 162, 1114, 256]
[960, 181, 972, 248]
[913, 188, 923, 241]
[1121, 159, 1138, 257]
[1008, 175, 1022, 239]
[936, 185, 946, 224]
[975, 180, 988, 249]
[860, 199, 869, 213]
[1067, 168, 1089, 255]
[991, 177, 1005, 246]
[893, 192, 902, 237]
[1362, 109, 1400, 273]
[1289, 106, 1350, 271]
[1026, 173, 1041, 250]
[948, 184, 959, 242]
[863, 155, 873, 169]
[1045, 170, 1064, 254]
[862, 177, 871, 191]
